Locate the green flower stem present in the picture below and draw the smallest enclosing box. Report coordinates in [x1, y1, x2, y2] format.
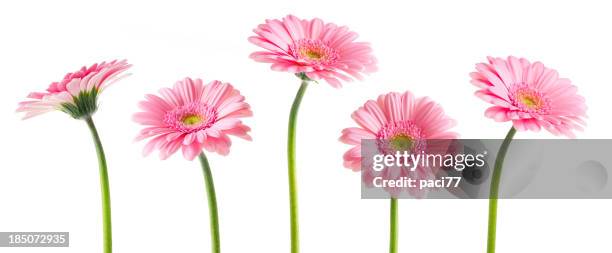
[85, 117, 112, 253]
[198, 152, 220, 253]
[288, 79, 309, 253]
[389, 198, 398, 253]
[486, 127, 517, 253]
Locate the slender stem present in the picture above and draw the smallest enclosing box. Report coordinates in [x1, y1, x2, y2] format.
[486, 127, 517, 253]
[198, 152, 220, 253]
[85, 117, 112, 253]
[389, 198, 398, 253]
[288, 80, 309, 253]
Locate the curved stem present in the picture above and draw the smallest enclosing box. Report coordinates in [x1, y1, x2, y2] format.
[486, 127, 517, 253]
[288, 80, 309, 253]
[198, 152, 220, 253]
[389, 198, 398, 253]
[85, 117, 112, 253]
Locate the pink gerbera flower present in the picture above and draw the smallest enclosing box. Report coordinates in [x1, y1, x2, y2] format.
[471, 56, 587, 137]
[340, 91, 458, 195]
[472, 56, 588, 253]
[17, 60, 131, 119]
[340, 91, 458, 170]
[16, 60, 131, 252]
[249, 14, 377, 87]
[134, 77, 252, 160]
[340, 91, 457, 252]
[249, 15, 377, 252]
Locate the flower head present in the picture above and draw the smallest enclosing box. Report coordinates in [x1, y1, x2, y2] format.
[340, 91, 457, 196]
[249, 15, 377, 87]
[134, 78, 252, 160]
[471, 56, 587, 137]
[17, 60, 131, 119]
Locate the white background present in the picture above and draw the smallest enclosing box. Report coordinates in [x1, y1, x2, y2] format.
[1, 0, 612, 252]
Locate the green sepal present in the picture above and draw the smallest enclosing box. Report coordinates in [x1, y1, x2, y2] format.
[295, 72, 318, 84]
[60, 89, 99, 119]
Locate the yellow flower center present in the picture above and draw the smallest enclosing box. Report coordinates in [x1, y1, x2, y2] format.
[518, 94, 540, 109]
[182, 114, 203, 126]
[510, 84, 551, 113]
[291, 39, 339, 65]
[390, 134, 414, 151]
[302, 49, 323, 60]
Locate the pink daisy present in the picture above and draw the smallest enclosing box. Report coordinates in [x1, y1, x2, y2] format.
[17, 60, 131, 119]
[340, 91, 458, 196]
[134, 77, 252, 160]
[471, 56, 587, 137]
[249, 14, 377, 87]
